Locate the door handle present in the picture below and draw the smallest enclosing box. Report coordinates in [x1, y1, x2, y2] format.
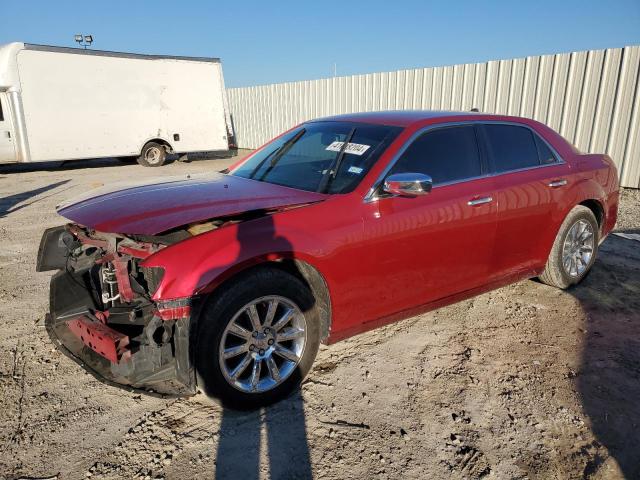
[467, 196, 493, 206]
[548, 179, 567, 188]
[2, 131, 10, 139]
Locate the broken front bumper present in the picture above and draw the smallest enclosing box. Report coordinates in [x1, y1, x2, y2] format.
[46, 268, 198, 397]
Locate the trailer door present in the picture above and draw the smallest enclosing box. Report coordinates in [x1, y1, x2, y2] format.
[0, 93, 17, 162]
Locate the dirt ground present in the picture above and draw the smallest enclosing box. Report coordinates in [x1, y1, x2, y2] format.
[0, 154, 639, 480]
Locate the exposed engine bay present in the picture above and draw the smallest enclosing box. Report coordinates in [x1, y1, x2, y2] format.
[37, 207, 291, 396]
[38, 223, 197, 396]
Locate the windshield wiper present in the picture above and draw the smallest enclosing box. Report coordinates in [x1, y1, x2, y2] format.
[249, 129, 305, 181]
[318, 127, 356, 193]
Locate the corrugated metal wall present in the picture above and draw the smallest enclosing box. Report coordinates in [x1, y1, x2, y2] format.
[228, 45, 640, 188]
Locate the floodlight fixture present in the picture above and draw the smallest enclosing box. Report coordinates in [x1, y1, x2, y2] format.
[74, 34, 94, 49]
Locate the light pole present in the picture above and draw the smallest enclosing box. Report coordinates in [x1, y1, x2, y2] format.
[74, 34, 94, 49]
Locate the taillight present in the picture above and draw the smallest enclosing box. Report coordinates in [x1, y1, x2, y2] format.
[227, 132, 237, 150]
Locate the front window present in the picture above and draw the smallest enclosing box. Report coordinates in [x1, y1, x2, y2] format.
[231, 121, 401, 194]
[389, 125, 483, 184]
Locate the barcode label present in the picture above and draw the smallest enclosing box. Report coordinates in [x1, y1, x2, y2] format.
[326, 141, 371, 156]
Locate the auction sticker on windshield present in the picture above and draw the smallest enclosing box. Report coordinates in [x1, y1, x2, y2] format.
[326, 141, 371, 155]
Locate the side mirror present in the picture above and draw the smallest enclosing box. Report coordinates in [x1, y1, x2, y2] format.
[383, 173, 433, 197]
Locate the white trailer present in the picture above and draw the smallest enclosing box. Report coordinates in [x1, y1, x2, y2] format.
[0, 42, 235, 167]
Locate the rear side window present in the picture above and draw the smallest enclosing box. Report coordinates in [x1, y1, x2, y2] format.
[0, 97, 4, 121]
[483, 124, 541, 172]
[390, 126, 482, 184]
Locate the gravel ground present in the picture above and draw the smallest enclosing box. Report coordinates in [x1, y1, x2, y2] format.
[0, 155, 639, 480]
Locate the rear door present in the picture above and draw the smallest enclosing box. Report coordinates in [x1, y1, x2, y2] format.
[0, 93, 17, 162]
[361, 124, 497, 320]
[479, 123, 570, 277]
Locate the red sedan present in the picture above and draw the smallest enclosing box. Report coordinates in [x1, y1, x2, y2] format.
[37, 111, 619, 408]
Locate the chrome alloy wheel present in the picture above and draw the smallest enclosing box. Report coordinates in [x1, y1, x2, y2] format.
[218, 295, 307, 393]
[562, 219, 595, 277]
[145, 146, 162, 164]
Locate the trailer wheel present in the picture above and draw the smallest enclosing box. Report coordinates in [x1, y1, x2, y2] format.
[138, 142, 167, 167]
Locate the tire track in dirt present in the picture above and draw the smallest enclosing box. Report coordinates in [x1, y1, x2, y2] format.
[406, 299, 492, 479]
[84, 398, 223, 479]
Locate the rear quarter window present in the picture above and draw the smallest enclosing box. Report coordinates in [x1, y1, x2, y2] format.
[534, 134, 558, 165]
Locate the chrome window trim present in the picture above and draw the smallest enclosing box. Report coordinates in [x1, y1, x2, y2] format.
[364, 120, 566, 203]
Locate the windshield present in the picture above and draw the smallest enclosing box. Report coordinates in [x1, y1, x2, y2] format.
[231, 121, 402, 194]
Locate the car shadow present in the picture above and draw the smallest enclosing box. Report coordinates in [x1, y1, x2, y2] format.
[572, 229, 640, 478]
[0, 179, 71, 218]
[194, 214, 314, 479]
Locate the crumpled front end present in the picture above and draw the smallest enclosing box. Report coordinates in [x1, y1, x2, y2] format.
[38, 224, 198, 397]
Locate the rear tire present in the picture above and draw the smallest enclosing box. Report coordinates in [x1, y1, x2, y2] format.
[538, 205, 599, 289]
[137, 142, 167, 167]
[195, 268, 320, 409]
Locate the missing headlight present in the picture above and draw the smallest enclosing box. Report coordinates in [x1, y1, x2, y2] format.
[140, 266, 165, 296]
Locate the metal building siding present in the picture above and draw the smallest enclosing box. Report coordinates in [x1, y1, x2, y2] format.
[227, 45, 640, 188]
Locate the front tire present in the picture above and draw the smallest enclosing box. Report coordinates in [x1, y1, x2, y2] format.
[195, 268, 320, 409]
[538, 205, 599, 289]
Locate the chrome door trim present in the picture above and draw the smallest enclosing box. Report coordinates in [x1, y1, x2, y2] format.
[364, 120, 567, 203]
[467, 196, 493, 206]
[548, 179, 568, 187]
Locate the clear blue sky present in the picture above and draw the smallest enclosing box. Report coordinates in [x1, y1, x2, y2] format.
[2, 0, 639, 87]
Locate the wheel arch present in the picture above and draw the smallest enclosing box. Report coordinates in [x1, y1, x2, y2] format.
[578, 198, 605, 230]
[197, 257, 333, 342]
[563, 177, 609, 236]
[538, 191, 606, 272]
[140, 137, 173, 154]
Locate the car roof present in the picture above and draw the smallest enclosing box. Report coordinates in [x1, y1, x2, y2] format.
[308, 110, 484, 127]
[307, 110, 554, 130]
[304, 110, 577, 161]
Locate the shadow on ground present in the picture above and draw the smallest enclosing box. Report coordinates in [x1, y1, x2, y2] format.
[0, 180, 71, 218]
[0, 158, 125, 174]
[0, 151, 239, 174]
[574, 230, 640, 478]
[215, 390, 312, 479]
[195, 213, 314, 479]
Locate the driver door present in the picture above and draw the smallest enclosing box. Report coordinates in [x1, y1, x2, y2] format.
[360, 124, 497, 321]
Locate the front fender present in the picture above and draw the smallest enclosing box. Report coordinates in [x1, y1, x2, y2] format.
[140, 214, 330, 300]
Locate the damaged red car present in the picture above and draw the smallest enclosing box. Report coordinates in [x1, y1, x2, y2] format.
[37, 111, 619, 408]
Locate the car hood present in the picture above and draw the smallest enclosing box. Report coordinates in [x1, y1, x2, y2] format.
[57, 172, 327, 235]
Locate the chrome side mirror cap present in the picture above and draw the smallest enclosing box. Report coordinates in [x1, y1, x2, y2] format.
[383, 173, 433, 197]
